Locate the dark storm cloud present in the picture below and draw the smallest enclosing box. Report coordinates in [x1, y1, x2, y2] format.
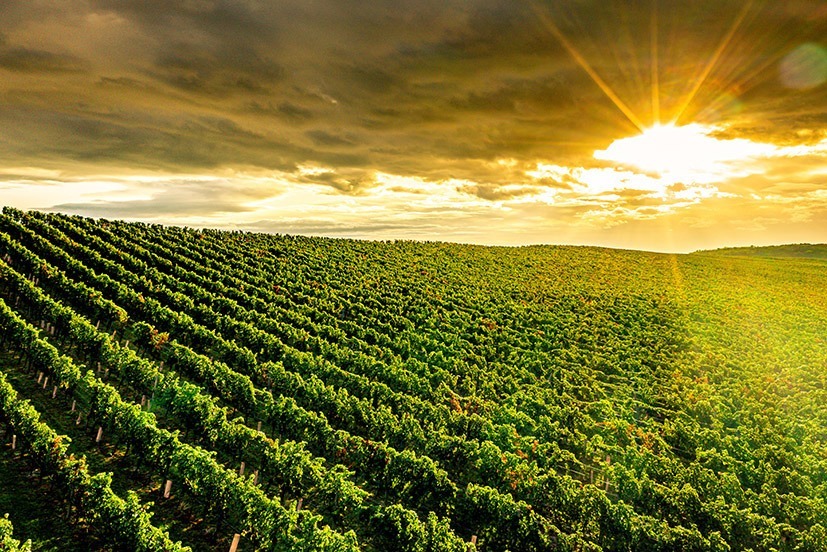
[149, 46, 284, 96]
[0, 0, 825, 194]
[0, 46, 85, 73]
[246, 101, 315, 122]
[448, 75, 576, 114]
[305, 130, 356, 148]
[0, 106, 307, 172]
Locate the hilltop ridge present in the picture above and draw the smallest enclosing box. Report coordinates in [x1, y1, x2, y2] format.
[699, 243, 827, 259]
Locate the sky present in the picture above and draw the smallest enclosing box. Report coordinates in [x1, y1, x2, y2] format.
[1, 0, 826, 252]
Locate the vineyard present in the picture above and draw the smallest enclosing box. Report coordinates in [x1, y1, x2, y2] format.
[0, 206, 824, 551]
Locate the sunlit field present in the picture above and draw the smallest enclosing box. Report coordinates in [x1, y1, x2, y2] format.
[0, 208, 825, 551]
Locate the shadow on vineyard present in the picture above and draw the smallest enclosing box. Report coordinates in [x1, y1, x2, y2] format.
[0, 206, 825, 551]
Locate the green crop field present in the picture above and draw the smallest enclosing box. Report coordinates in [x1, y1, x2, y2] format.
[0, 207, 824, 551]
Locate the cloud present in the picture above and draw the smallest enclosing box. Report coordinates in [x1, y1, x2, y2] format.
[459, 184, 545, 201]
[48, 177, 283, 218]
[147, 44, 284, 96]
[0, 46, 85, 73]
[0, 0, 624, 184]
[305, 130, 356, 148]
[1, 1, 826, 250]
[247, 100, 315, 122]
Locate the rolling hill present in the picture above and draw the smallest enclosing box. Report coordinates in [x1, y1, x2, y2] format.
[0, 207, 825, 551]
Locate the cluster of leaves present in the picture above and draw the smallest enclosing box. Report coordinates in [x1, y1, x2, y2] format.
[0, 514, 32, 552]
[0, 290, 359, 550]
[0, 359, 186, 551]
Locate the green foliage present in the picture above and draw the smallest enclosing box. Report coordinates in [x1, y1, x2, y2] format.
[0, 514, 32, 551]
[0, 206, 826, 551]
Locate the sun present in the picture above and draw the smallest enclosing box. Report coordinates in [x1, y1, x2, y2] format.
[593, 123, 775, 184]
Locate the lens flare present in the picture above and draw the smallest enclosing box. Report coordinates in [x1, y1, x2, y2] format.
[780, 43, 827, 90]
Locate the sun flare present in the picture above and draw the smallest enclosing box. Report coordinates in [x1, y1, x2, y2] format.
[594, 123, 775, 184]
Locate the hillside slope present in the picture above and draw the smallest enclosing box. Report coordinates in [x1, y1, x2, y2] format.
[0, 207, 825, 551]
[701, 243, 827, 259]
